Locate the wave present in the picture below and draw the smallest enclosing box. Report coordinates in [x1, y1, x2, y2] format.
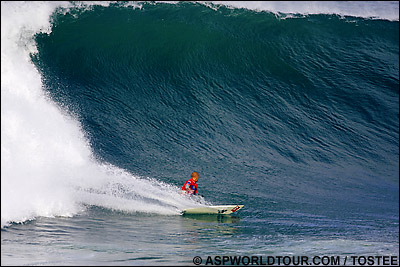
[1, 1, 399, 227]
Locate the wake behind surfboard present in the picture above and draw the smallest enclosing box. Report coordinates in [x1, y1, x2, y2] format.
[182, 205, 244, 215]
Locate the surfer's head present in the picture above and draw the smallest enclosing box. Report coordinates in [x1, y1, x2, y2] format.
[191, 171, 199, 182]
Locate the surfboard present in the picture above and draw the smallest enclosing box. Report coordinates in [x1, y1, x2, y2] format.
[182, 205, 244, 215]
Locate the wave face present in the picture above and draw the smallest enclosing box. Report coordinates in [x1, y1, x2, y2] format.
[1, 1, 399, 230]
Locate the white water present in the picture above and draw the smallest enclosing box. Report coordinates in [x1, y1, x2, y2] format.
[1, 1, 398, 228]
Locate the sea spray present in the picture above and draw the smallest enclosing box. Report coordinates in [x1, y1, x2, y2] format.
[1, 1, 81, 227]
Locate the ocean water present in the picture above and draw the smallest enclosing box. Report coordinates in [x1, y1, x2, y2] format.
[1, 1, 399, 265]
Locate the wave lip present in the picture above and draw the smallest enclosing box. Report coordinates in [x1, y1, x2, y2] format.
[206, 1, 399, 21]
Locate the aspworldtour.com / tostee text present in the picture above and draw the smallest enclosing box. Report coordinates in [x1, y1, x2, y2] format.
[192, 255, 398, 266]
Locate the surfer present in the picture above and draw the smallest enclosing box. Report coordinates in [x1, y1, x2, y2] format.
[181, 171, 199, 195]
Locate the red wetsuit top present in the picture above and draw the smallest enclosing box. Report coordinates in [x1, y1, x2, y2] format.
[181, 178, 198, 195]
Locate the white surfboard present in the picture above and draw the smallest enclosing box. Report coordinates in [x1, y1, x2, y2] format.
[182, 205, 244, 215]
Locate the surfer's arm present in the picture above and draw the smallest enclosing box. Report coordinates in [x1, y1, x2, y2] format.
[184, 182, 194, 193]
